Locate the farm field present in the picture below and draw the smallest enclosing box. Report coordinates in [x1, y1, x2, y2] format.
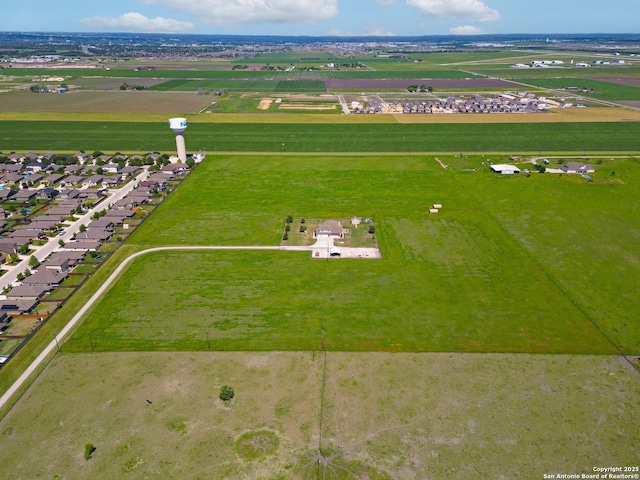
[149, 79, 328, 93]
[59, 154, 639, 355]
[515, 77, 640, 101]
[2, 120, 640, 152]
[0, 352, 638, 479]
[0, 90, 213, 113]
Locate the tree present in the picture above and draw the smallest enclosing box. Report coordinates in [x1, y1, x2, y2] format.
[286, 216, 293, 224]
[79, 224, 87, 232]
[18, 243, 29, 255]
[219, 385, 234, 402]
[368, 225, 375, 234]
[28, 255, 40, 268]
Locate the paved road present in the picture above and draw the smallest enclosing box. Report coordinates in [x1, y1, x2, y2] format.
[0, 168, 150, 290]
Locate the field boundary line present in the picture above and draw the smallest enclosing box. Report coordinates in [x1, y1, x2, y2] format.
[0, 245, 281, 413]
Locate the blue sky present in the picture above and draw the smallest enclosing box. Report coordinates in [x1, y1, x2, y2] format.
[2, 0, 639, 36]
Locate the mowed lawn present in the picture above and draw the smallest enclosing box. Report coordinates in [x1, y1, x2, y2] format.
[63, 155, 630, 354]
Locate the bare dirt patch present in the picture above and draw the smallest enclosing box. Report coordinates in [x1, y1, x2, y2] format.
[257, 98, 272, 110]
[278, 103, 336, 110]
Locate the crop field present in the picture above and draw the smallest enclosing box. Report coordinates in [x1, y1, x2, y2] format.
[515, 77, 640, 101]
[149, 79, 327, 93]
[0, 90, 212, 113]
[2, 120, 640, 153]
[0, 352, 638, 479]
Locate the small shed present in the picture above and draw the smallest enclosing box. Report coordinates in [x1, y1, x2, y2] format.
[429, 209, 439, 214]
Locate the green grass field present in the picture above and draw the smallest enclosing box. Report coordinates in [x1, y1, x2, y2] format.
[2, 120, 640, 153]
[515, 77, 640, 100]
[56, 154, 639, 355]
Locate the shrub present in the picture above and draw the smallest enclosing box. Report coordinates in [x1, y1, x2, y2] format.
[282, 233, 289, 241]
[368, 225, 375, 234]
[84, 443, 96, 460]
[219, 385, 235, 402]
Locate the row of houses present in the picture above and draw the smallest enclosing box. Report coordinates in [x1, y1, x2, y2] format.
[351, 92, 576, 115]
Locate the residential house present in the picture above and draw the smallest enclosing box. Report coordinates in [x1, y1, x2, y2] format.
[11, 189, 38, 201]
[25, 218, 60, 231]
[21, 270, 68, 287]
[36, 188, 59, 200]
[0, 299, 39, 315]
[58, 189, 81, 201]
[62, 174, 84, 186]
[46, 206, 75, 217]
[103, 163, 121, 173]
[315, 220, 344, 238]
[88, 218, 114, 230]
[6, 285, 51, 301]
[82, 175, 104, 188]
[162, 163, 189, 175]
[23, 173, 44, 186]
[43, 251, 85, 272]
[43, 173, 64, 186]
[76, 229, 112, 241]
[0, 189, 16, 200]
[75, 152, 91, 164]
[63, 165, 83, 174]
[61, 240, 101, 251]
[8, 229, 42, 242]
[24, 161, 43, 173]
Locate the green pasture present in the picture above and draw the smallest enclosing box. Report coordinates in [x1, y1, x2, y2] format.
[2, 120, 640, 153]
[514, 77, 640, 100]
[472, 66, 640, 79]
[58, 154, 640, 354]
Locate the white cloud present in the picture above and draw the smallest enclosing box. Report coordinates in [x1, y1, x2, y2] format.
[141, 0, 339, 25]
[80, 12, 194, 33]
[450, 25, 487, 35]
[362, 23, 396, 36]
[406, 0, 499, 22]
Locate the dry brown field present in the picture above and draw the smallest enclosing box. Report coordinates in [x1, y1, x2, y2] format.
[0, 90, 212, 114]
[0, 352, 638, 479]
[589, 76, 640, 87]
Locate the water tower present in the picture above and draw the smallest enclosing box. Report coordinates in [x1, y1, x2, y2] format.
[169, 117, 188, 162]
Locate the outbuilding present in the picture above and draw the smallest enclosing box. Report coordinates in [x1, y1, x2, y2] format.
[490, 164, 521, 175]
